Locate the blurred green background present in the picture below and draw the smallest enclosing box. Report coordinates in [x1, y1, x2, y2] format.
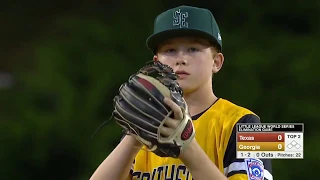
[1, 1, 319, 179]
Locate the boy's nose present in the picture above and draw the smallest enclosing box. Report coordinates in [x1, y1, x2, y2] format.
[175, 51, 188, 66]
[175, 59, 188, 66]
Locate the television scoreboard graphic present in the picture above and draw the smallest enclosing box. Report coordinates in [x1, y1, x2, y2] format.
[236, 123, 304, 159]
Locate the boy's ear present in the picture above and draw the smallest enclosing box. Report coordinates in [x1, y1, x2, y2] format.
[212, 53, 224, 74]
[153, 55, 158, 61]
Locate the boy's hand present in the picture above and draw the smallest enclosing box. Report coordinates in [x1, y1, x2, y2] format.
[160, 97, 185, 136]
[112, 61, 195, 158]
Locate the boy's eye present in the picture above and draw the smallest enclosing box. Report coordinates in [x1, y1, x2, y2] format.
[165, 48, 176, 53]
[188, 47, 199, 52]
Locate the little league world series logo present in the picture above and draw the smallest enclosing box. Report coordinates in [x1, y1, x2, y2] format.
[173, 9, 188, 28]
[245, 158, 265, 180]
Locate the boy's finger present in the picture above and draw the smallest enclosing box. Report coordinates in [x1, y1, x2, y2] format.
[164, 97, 183, 120]
[164, 117, 180, 128]
[159, 126, 174, 137]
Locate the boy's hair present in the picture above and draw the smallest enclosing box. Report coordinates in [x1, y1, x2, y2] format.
[211, 42, 222, 53]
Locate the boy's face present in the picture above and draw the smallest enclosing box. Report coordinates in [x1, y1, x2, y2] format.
[154, 37, 224, 94]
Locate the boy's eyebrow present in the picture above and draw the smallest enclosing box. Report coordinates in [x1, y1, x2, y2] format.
[163, 41, 174, 45]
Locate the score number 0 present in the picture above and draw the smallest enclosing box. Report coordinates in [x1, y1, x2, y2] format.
[278, 134, 282, 149]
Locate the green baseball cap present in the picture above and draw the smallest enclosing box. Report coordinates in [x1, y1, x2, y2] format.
[146, 5, 222, 54]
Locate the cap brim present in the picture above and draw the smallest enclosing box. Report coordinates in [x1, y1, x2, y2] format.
[146, 28, 220, 54]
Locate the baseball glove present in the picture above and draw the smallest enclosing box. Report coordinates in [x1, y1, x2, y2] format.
[112, 61, 195, 158]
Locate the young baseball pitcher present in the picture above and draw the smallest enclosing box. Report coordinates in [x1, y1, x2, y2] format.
[90, 5, 273, 180]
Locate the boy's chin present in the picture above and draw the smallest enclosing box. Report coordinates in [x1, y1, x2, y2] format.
[178, 82, 195, 94]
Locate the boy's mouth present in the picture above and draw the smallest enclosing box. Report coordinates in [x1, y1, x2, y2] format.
[175, 71, 190, 79]
[175, 70, 190, 75]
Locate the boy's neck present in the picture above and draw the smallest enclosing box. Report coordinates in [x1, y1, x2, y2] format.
[183, 83, 217, 117]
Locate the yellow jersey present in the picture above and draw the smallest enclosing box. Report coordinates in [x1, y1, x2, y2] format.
[129, 98, 273, 180]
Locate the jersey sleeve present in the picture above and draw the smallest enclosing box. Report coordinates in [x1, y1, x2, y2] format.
[223, 114, 273, 180]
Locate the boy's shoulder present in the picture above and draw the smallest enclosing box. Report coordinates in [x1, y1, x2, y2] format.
[213, 98, 256, 115]
[208, 98, 260, 124]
